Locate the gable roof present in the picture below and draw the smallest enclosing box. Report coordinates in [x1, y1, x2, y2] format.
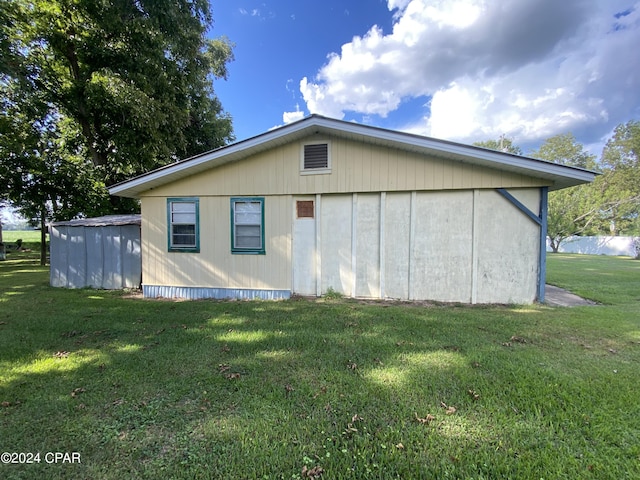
[109, 114, 597, 198]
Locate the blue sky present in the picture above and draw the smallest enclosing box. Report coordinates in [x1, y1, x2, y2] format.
[210, 0, 640, 156]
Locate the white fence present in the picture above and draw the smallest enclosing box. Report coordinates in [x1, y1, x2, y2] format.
[547, 236, 638, 257]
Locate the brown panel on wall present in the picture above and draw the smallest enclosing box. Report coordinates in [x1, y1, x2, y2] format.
[296, 200, 314, 218]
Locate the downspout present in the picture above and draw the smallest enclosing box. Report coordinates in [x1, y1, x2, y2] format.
[538, 187, 548, 303]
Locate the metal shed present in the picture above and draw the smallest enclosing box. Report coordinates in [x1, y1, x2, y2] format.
[50, 214, 141, 289]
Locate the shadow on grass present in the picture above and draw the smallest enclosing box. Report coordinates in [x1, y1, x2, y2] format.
[1, 257, 640, 479]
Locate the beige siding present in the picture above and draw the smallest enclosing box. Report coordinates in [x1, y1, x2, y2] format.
[138, 130, 547, 302]
[142, 135, 547, 199]
[141, 196, 291, 290]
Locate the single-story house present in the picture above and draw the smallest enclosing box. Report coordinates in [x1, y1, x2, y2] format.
[108, 115, 595, 304]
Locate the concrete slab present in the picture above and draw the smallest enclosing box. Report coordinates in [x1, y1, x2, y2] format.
[545, 284, 597, 307]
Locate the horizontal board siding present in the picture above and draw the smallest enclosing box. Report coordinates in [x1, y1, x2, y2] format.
[143, 136, 547, 199]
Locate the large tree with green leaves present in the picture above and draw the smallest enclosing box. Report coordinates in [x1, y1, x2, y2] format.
[1, 77, 109, 263]
[473, 136, 523, 155]
[529, 133, 599, 252]
[598, 120, 640, 235]
[1, 0, 234, 216]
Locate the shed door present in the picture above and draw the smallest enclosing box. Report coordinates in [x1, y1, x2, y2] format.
[292, 197, 317, 295]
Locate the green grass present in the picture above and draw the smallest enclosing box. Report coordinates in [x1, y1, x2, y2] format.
[1, 251, 639, 479]
[546, 253, 640, 305]
[1, 230, 44, 245]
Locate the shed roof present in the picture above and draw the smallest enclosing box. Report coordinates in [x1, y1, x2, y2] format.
[109, 115, 597, 198]
[51, 214, 141, 227]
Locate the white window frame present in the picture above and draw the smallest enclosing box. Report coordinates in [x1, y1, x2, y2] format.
[167, 198, 199, 252]
[300, 140, 331, 175]
[231, 197, 265, 254]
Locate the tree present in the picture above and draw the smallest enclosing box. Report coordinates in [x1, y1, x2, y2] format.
[598, 121, 640, 235]
[1, 80, 109, 264]
[1, 0, 234, 215]
[473, 136, 523, 155]
[529, 133, 599, 252]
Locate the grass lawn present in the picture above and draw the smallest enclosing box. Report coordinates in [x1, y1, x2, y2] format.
[1, 250, 639, 479]
[1, 230, 45, 246]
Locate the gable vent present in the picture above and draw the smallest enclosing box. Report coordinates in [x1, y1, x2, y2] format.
[303, 143, 329, 169]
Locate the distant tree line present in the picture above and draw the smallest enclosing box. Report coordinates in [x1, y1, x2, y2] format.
[475, 120, 640, 253]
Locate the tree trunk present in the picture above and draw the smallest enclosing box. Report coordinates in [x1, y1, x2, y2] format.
[0, 216, 5, 261]
[40, 207, 47, 266]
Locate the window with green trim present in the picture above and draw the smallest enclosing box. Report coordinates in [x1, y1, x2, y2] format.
[167, 198, 199, 252]
[231, 198, 265, 254]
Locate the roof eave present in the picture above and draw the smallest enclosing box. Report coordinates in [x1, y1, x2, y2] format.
[108, 115, 597, 198]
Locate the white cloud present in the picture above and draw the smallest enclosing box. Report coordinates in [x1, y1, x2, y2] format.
[299, 0, 640, 146]
[283, 106, 305, 124]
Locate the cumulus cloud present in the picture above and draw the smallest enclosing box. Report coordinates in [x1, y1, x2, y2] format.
[283, 106, 305, 124]
[299, 0, 640, 145]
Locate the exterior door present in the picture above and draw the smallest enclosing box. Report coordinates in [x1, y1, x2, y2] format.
[292, 197, 317, 295]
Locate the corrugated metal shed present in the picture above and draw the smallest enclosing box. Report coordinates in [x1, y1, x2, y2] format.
[50, 215, 141, 290]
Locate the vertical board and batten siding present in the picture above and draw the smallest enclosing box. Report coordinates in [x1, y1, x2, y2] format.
[138, 134, 545, 303]
[144, 135, 546, 199]
[383, 193, 411, 299]
[141, 196, 292, 297]
[378, 189, 538, 303]
[285, 189, 540, 304]
[319, 195, 354, 296]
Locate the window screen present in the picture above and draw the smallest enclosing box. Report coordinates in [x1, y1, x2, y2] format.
[168, 199, 199, 252]
[231, 198, 265, 254]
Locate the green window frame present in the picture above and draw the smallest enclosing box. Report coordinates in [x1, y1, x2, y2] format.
[231, 197, 265, 254]
[167, 198, 200, 252]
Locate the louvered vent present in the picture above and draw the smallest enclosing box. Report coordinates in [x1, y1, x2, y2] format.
[303, 143, 329, 169]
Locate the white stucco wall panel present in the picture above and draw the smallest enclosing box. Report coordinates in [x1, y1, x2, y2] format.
[320, 195, 353, 296]
[383, 193, 411, 299]
[474, 189, 539, 304]
[410, 191, 474, 302]
[355, 194, 381, 298]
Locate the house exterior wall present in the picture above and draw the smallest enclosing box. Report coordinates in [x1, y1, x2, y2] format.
[143, 135, 546, 198]
[303, 189, 539, 304]
[138, 135, 544, 303]
[140, 187, 540, 304]
[141, 195, 292, 298]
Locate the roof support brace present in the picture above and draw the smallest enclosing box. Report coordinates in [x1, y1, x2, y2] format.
[496, 187, 548, 303]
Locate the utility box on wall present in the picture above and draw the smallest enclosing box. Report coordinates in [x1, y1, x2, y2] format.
[50, 215, 141, 290]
